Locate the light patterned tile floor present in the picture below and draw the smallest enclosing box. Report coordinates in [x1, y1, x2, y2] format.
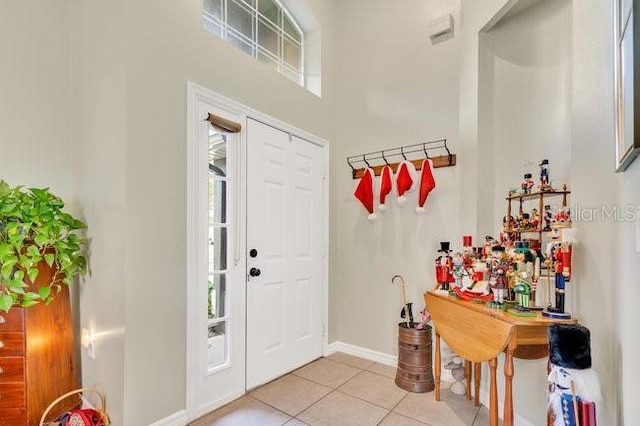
[189, 352, 491, 425]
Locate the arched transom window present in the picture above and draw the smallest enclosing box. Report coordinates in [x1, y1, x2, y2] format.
[204, 0, 304, 86]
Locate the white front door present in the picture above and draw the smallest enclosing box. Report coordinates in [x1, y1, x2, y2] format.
[246, 118, 324, 389]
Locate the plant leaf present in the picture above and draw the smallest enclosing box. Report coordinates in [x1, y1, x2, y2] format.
[23, 291, 40, 300]
[0, 295, 13, 312]
[34, 234, 48, 247]
[21, 299, 39, 308]
[0, 244, 13, 257]
[44, 253, 55, 267]
[26, 245, 40, 257]
[1, 203, 16, 214]
[1, 261, 16, 279]
[38, 286, 51, 300]
[27, 267, 39, 283]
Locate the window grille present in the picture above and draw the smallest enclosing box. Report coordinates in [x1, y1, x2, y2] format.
[204, 0, 304, 86]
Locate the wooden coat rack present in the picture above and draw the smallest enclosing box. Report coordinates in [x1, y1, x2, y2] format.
[347, 139, 457, 179]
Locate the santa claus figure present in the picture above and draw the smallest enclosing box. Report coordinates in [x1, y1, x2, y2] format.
[435, 242, 454, 291]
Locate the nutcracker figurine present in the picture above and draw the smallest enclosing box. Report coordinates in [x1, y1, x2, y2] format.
[512, 242, 535, 311]
[435, 242, 454, 291]
[544, 205, 553, 231]
[521, 173, 535, 194]
[452, 252, 465, 288]
[543, 232, 573, 319]
[539, 159, 550, 191]
[488, 246, 508, 306]
[548, 324, 600, 426]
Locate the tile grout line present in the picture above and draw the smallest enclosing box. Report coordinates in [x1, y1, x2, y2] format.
[244, 394, 296, 425]
[247, 381, 328, 418]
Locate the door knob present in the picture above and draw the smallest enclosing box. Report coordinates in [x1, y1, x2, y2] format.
[249, 267, 261, 277]
[249, 249, 258, 258]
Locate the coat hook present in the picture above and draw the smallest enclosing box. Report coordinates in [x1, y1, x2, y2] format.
[422, 143, 431, 160]
[401, 147, 407, 160]
[381, 150, 390, 166]
[347, 157, 356, 179]
[443, 139, 452, 166]
[363, 154, 372, 168]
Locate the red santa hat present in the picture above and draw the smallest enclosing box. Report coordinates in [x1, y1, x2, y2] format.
[416, 159, 436, 213]
[378, 165, 393, 211]
[354, 168, 377, 220]
[396, 160, 417, 206]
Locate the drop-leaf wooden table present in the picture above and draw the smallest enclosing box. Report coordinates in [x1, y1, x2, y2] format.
[424, 291, 576, 426]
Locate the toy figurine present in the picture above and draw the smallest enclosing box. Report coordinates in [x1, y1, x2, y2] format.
[543, 230, 573, 318]
[416, 307, 431, 330]
[539, 159, 550, 191]
[521, 173, 535, 194]
[482, 236, 498, 258]
[548, 324, 600, 426]
[503, 215, 515, 232]
[552, 207, 572, 229]
[531, 208, 541, 229]
[435, 242, 455, 291]
[512, 242, 535, 310]
[544, 205, 553, 231]
[519, 213, 533, 230]
[452, 252, 465, 288]
[488, 246, 508, 306]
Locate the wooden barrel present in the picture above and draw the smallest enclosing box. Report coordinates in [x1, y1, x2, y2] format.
[395, 323, 435, 393]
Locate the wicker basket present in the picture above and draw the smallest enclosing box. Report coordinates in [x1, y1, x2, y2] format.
[40, 388, 110, 426]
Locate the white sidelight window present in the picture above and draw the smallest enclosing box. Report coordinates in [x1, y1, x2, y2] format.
[207, 129, 230, 371]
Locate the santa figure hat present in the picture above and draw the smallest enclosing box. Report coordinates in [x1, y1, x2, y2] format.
[396, 161, 417, 206]
[378, 165, 394, 211]
[354, 168, 377, 220]
[416, 159, 436, 213]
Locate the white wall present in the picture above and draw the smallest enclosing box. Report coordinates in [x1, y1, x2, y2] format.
[331, 0, 462, 355]
[120, 0, 337, 424]
[475, 2, 573, 424]
[478, 0, 572, 236]
[0, 1, 72, 199]
[617, 160, 640, 425]
[461, 0, 622, 424]
[70, 1, 127, 425]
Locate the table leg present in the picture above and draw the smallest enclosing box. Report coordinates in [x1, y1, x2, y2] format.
[474, 362, 481, 407]
[435, 329, 441, 401]
[489, 357, 498, 426]
[465, 360, 471, 400]
[504, 348, 514, 426]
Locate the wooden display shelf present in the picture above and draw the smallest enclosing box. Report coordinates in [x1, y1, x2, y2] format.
[505, 189, 570, 202]
[505, 228, 544, 234]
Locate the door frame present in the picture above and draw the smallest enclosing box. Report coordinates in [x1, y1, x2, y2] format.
[185, 81, 330, 421]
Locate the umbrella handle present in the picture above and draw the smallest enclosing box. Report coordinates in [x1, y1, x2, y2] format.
[392, 275, 411, 328]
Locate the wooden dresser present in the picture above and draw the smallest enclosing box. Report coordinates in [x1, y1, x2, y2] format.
[0, 265, 79, 425]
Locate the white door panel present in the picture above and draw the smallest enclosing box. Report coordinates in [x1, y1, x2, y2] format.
[246, 120, 323, 389]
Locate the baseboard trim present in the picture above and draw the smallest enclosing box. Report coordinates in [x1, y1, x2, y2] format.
[148, 410, 187, 426]
[325, 341, 397, 366]
[326, 340, 454, 382]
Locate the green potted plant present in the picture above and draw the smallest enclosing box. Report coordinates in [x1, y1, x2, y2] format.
[0, 180, 87, 312]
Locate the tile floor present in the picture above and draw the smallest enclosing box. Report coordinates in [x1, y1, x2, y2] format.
[190, 352, 496, 426]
